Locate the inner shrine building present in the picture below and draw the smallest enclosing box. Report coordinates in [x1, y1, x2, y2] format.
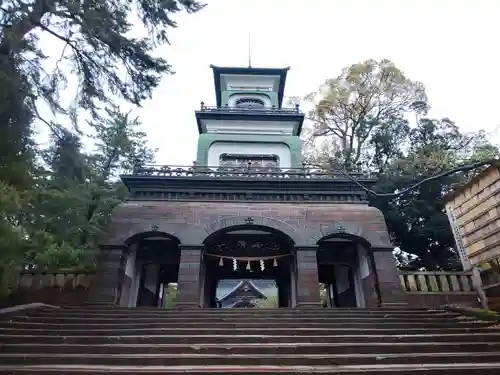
[88, 64, 405, 308]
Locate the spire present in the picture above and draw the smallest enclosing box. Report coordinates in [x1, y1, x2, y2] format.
[248, 32, 252, 68]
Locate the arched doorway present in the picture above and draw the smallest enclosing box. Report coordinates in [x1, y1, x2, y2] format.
[121, 231, 181, 308]
[201, 225, 296, 308]
[317, 234, 371, 308]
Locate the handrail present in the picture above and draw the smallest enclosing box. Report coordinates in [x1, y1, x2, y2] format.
[198, 103, 303, 115]
[399, 271, 476, 293]
[127, 164, 372, 179]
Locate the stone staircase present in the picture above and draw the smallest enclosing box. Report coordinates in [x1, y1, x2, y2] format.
[1, 306, 500, 374]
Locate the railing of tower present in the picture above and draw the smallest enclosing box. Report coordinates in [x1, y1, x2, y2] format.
[130, 163, 373, 180]
[197, 102, 303, 115]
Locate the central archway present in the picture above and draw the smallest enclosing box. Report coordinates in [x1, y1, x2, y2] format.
[201, 224, 296, 308]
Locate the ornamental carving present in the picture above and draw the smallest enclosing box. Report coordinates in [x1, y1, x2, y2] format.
[208, 237, 285, 258]
[130, 164, 370, 180]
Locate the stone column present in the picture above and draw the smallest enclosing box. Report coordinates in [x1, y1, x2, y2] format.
[176, 245, 203, 309]
[371, 248, 407, 307]
[119, 244, 137, 307]
[295, 246, 321, 308]
[88, 245, 129, 305]
[357, 245, 378, 308]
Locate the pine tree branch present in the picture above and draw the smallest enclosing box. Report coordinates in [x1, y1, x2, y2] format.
[318, 159, 498, 198]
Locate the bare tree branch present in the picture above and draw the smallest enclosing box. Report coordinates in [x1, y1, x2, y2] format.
[314, 159, 497, 198]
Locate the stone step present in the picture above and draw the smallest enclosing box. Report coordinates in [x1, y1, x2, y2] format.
[2, 363, 500, 374]
[1, 326, 495, 336]
[8, 314, 463, 323]
[2, 352, 500, 367]
[47, 306, 438, 315]
[1, 321, 487, 330]
[25, 309, 452, 318]
[3, 341, 500, 355]
[3, 332, 500, 345]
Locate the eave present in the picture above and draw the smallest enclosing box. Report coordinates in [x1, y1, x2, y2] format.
[210, 65, 290, 108]
[443, 161, 500, 204]
[120, 173, 376, 203]
[219, 280, 267, 302]
[195, 110, 305, 135]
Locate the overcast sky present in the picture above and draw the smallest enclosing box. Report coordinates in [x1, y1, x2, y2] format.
[37, 0, 500, 165]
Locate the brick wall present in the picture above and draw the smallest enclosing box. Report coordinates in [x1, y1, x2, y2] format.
[104, 201, 391, 249]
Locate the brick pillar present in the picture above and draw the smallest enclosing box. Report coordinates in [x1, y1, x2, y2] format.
[88, 245, 128, 305]
[176, 245, 203, 308]
[372, 248, 407, 307]
[295, 246, 321, 308]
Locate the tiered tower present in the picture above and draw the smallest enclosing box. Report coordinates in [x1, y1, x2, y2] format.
[124, 65, 375, 203]
[194, 65, 304, 170]
[90, 64, 405, 310]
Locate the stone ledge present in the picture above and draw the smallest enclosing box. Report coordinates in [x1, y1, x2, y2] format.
[0, 302, 59, 320]
[443, 304, 500, 322]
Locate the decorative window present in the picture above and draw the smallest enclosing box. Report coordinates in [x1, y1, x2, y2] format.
[228, 93, 272, 108]
[219, 154, 279, 168]
[235, 98, 265, 108]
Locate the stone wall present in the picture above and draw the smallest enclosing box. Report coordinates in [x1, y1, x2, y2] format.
[399, 271, 481, 308]
[1, 272, 92, 308]
[104, 201, 392, 248]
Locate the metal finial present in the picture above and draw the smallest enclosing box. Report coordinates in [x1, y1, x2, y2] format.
[248, 33, 252, 68]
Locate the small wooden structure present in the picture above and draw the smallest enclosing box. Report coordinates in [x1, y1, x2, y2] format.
[445, 162, 500, 309]
[445, 163, 500, 270]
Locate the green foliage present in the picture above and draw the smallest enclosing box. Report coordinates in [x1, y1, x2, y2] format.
[0, 109, 156, 293]
[305, 59, 427, 168]
[0, 0, 203, 293]
[163, 283, 178, 308]
[305, 59, 500, 270]
[0, 0, 205, 119]
[253, 295, 278, 308]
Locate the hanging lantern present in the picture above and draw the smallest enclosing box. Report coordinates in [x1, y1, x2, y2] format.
[273, 258, 278, 267]
[246, 260, 251, 270]
[260, 259, 265, 271]
[218, 257, 224, 267]
[233, 258, 237, 271]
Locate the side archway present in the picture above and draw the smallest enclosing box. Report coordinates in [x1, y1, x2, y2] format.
[315, 221, 377, 309]
[313, 220, 391, 249]
[120, 230, 182, 308]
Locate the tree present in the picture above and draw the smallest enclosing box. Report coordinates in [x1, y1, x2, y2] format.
[305, 59, 426, 168]
[163, 283, 178, 308]
[369, 119, 500, 270]
[302, 58, 500, 270]
[0, 0, 205, 119]
[253, 295, 278, 308]
[13, 109, 156, 271]
[0, 0, 204, 253]
[0, 0, 203, 289]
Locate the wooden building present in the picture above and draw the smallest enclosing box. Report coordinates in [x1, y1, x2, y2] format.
[445, 163, 500, 272]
